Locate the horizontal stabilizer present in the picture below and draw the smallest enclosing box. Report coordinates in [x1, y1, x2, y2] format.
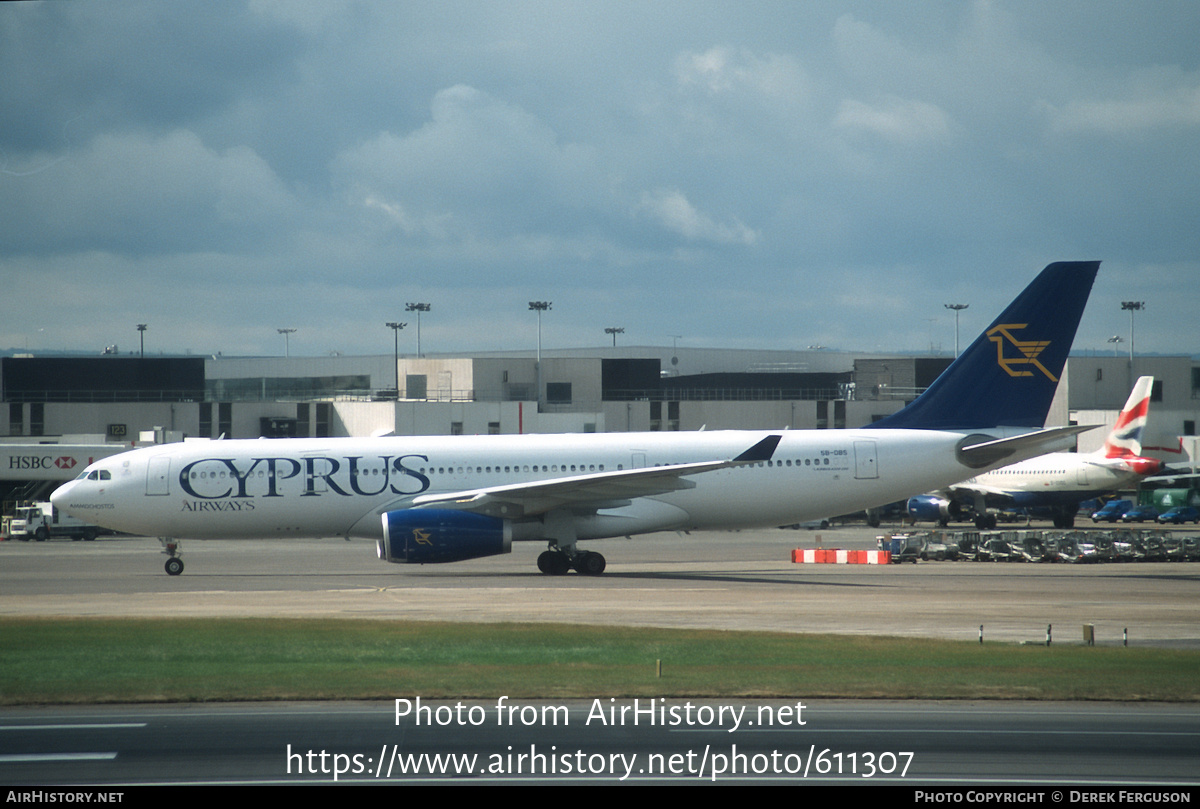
[956, 425, 1096, 469]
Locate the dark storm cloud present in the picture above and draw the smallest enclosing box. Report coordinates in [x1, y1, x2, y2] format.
[1, 1, 1197, 357]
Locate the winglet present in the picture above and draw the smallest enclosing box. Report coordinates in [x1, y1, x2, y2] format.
[868, 261, 1099, 430]
[734, 434, 782, 463]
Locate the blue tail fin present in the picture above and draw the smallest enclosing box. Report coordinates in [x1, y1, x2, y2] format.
[868, 261, 1099, 431]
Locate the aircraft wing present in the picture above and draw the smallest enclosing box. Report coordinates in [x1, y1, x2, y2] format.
[408, 434, 782, 519]
[946, 481, 1012, 498]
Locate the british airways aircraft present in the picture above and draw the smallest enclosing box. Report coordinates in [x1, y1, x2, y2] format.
[907, 375, 1162, 529]
[52, 262, 1099, 576]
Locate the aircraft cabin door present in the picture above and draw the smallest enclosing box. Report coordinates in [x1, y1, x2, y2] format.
[146, 456, 170, 495]
[853, 440, 879, 480]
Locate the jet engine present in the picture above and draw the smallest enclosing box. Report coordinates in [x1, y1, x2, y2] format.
[906, 495, 966, 526]
[378, 509, 512, 564]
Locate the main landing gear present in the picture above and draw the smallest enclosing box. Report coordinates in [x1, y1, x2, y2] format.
[160, 538, 184, 576]
[537, 546, 606, 576]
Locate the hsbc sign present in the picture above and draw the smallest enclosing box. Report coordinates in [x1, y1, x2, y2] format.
[9, 456, 55, 470]
[1, 449, 112, 481]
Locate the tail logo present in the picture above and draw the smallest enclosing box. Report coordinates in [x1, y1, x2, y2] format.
[412, 528, 432, 546]
[987, 324, 1056, 381]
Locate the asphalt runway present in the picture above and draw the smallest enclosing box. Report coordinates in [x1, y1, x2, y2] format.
[4, 699, 1200, 785]
[5, 524, 1200, 787]
[3, 523, 1200, 646]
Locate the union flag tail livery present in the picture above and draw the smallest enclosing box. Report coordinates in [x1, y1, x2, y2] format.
[870, 261, 1100, 431]
[1103, 375, 1154, 459]
[908, 376, 1161, 529]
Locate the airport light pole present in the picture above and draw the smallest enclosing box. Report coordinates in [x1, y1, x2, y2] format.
[386, 321, 407, 400]
[944, 303, 968, 357]
[136, 324, 147, 358]
[1107, 335, 1124, 357]
[529, 301, 551, 409]
[277, 328, 296, 358]
[605, 327, 624, 347]
[405, 302, 430, 357]
[1120, 301, 1143, 363]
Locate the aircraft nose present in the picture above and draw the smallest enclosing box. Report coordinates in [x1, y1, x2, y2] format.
[50, 480, 75, 513]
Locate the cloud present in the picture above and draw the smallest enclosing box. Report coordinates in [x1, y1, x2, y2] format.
[1, 129, 299, 258]
[334, 85, 607, 241]
[674, 46, 810, 104]
[834, 95, 955, 145]
[636, 188, 758, 246]
[1046, 80, 1200, 135]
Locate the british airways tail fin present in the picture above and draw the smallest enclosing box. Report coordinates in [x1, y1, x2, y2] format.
[1101, 376, 1154, 458]
[868, 261, 1099, 431]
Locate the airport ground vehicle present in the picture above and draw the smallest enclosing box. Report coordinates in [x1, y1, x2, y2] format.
[1157, 506, 1200, 525]
[1120, 505, 1158, 523]
[9, 501, 109, 542]
[1091, 500, 1133, 523]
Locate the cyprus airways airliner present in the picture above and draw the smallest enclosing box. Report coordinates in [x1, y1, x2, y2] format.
[52, 262, 1099, 576]
[907, 375, 1161, 529]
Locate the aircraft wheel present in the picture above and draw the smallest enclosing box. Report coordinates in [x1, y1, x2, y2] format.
[537, 550, 570, 576]
[575, 551, 606, 576]
[165, 557, 184, 576]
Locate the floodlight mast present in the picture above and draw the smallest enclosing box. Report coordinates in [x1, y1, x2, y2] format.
[276, 328, 296, 358]
[405, 302, 431, 357]
[944, 303, 968, 358]
[385, 321, 406, 399]
[529, 301, 551, 409]
[1120, 301, 1143, 363]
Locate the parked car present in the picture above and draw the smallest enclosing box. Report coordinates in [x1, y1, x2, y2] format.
[1157, 506, 1200, 525]
[1120, 505, 1159, 523]
[1091, 500, 1133, 523]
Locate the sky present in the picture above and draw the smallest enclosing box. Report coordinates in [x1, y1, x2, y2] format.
[2, 1, 1198, 359]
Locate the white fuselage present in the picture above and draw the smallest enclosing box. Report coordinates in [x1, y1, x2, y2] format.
[49, 428, 1050, 543]
[963, 452, 1144, 499]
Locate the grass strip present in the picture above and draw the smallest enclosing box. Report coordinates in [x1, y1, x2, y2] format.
[2, 617, 1197, 704]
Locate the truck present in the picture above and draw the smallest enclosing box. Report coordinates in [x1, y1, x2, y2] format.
[9, 501, 110, 542]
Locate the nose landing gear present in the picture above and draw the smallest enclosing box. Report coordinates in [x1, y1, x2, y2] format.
[160, 538, 184, 576]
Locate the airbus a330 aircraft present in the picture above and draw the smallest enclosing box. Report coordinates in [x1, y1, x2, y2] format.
[907, 375, 1162, 529]
[52, 261, 1099, 576]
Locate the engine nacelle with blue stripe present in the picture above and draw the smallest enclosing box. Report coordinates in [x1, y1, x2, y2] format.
[906, 495, 966, 525]
[378, 509, 512, 564]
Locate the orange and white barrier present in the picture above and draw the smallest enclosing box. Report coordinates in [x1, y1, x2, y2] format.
[791, 549, 890, 564]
